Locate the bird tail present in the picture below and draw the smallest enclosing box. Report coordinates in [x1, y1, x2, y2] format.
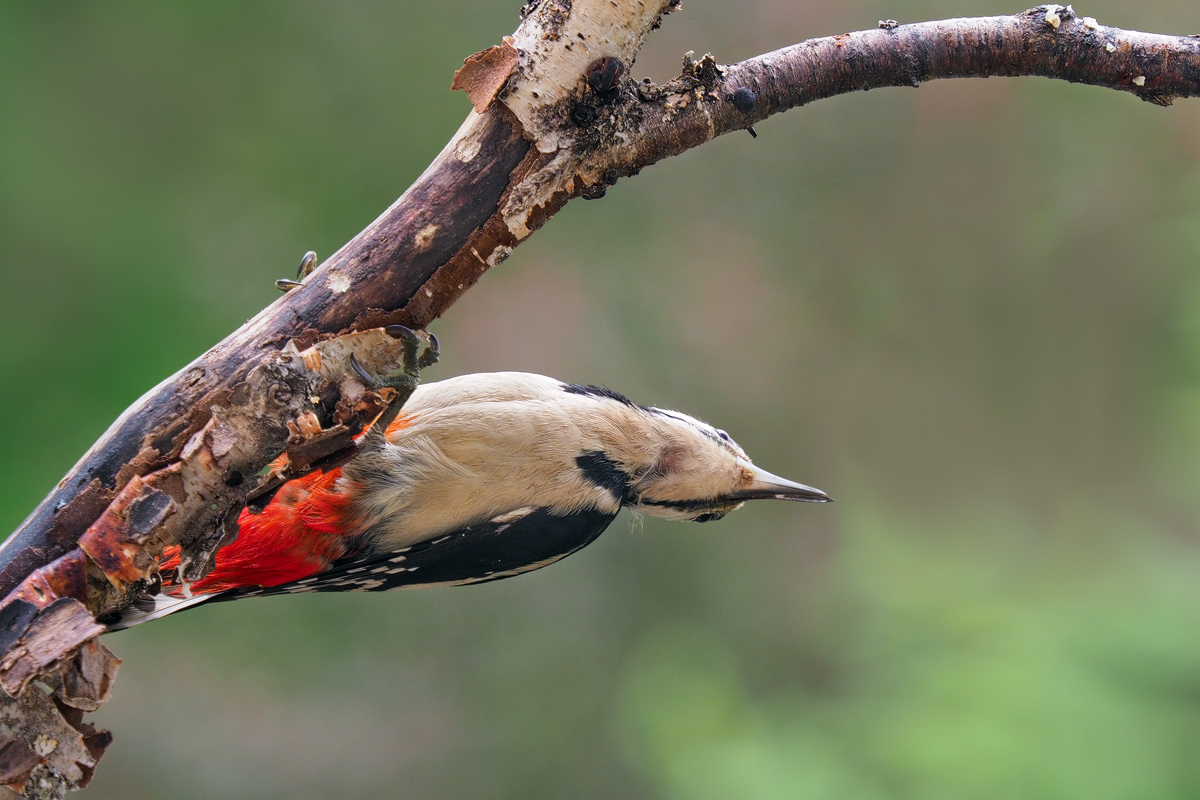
[104, 592, 219, 632]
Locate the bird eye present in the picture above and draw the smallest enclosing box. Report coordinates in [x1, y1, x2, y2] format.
[716, 429, 731, 442]
[694, 511, 725, 523]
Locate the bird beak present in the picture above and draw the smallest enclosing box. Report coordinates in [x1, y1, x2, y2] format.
[732, 463, 833, 503]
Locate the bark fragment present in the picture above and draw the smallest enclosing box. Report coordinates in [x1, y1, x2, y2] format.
[452, 40, 521, 112]
[54, 641, 120, 714]
[0, 601, 104, 699]
[0, 622, 110, 792]
[0, 740, 41, 793]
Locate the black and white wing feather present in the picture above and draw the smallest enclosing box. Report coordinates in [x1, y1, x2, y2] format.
[219, 505, 618, 599]
[107, 506, 617, 631]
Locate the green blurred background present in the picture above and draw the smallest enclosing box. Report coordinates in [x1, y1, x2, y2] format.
[3, 1, 1200, 797]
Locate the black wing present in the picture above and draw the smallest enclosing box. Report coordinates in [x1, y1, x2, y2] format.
[216, 505, 618, 600]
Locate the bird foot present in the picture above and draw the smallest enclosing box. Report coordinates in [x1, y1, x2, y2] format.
[350, 325, 439, 390]
[350, 325, 439, 435]
[276, 251, 319, 293]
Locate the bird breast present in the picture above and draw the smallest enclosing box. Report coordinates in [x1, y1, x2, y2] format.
[346, 393, 634, 549]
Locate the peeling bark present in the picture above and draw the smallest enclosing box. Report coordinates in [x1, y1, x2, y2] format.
[451, 40, 521, 113]
[0, 654, 113, 794]
[0, 1, 1197, 793]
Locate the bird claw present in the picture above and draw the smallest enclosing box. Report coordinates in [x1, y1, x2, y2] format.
[349, 354, 417, 393]
[418, 332, 440, 370]
[297, 251, 318, 281]
[383, 325, 439, 377]
[276, 251, 319, 292]
[350, 326, 439, 436]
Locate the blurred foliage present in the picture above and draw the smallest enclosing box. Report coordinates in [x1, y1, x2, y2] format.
[2, 1, 1200, 798]
[619, 504, 1200, 800]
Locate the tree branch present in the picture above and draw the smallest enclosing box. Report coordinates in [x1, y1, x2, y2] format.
[0, 2, 1197, 793]
[503, 6, 1200, 219]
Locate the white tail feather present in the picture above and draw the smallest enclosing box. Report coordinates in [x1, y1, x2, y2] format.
[105, 592, 217, 632]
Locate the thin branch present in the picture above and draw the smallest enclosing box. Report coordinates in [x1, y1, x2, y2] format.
[521, 7, 1200, 210]
[0, 2, 1197, 793]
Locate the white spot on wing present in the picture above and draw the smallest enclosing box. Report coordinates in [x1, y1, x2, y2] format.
[352, 579, 386, 592]
[491, 507, 535, 524]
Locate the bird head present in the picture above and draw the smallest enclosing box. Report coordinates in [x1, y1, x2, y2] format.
[620, 408, 832, 523]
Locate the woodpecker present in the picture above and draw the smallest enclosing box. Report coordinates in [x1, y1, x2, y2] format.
[110, 372, 830, 630]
